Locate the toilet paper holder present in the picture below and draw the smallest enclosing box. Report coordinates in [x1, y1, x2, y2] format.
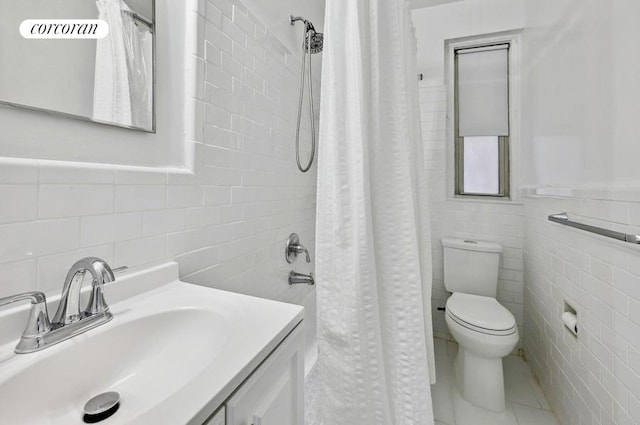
[563, 301, 578, 337]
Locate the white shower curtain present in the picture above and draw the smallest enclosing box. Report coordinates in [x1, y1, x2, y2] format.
[93, 0, 152, 129]
[315, 0, 435, 423]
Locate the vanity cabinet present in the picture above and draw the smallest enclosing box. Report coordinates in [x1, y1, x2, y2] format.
[226, 324, 304, 425]
[204, 323, 304, 425]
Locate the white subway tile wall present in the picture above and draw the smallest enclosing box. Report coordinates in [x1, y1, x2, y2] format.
[419, 84, 525, 345]
[524, 194, 640, 425]
[0, 0, 318, 307]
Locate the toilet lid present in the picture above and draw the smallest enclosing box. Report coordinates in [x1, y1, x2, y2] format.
[446, 293, 516, 333]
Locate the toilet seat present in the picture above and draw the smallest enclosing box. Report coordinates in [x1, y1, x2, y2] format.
[446, 293, 516, 336]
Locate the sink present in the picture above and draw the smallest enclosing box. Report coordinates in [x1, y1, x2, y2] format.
[0, 262, 304, 424]
[0, 309, 227, 424]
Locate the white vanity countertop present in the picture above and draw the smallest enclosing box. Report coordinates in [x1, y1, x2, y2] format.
[0, 262, 304, 425]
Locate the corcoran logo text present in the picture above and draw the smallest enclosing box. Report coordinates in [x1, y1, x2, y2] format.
[20, 20, 109, 39]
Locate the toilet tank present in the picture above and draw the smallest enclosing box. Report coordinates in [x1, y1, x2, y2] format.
[442, 238, 502, 297]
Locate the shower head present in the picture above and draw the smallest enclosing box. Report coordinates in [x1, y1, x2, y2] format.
[290, 15, 323, 54]
[306, 31, 324, 54]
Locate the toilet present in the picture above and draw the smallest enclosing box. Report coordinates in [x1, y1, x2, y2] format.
[442, 238, 518, 412]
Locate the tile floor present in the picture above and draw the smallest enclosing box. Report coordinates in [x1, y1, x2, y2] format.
[432, 338, 559, 425]
[304, 338, 559, 425]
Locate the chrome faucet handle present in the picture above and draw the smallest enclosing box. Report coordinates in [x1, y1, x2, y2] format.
[296, 246, 311, 263]
[112, 266, 128, 274]
[0, 292, 51, 352]
[285, 233, 312, 264]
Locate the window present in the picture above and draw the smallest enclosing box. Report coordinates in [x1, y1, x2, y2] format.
[454, 44, 510, 197]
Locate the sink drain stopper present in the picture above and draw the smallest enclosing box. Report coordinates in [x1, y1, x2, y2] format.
[83, 391, 120, 423]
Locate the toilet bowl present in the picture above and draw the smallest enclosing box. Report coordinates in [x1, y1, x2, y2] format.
[445, 292, 518, 411]
[441, 238, 519, 412]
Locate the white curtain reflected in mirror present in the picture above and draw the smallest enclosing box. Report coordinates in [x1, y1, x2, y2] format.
[93, 0, 153, 130]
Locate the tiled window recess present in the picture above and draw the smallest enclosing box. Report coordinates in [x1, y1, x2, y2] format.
[0, 0, 318, 309]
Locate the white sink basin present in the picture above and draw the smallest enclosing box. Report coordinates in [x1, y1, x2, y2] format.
[0, 263, 303, 424]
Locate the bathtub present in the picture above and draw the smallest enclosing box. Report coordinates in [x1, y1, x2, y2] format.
[301, 289, 318, 377]
[302, 290, 320, 425]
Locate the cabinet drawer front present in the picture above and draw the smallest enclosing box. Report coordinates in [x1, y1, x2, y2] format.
[226, 324, 304, 425]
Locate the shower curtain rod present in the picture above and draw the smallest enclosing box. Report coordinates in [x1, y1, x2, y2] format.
[548, 212, 640, 244]
[123, 10, 153, 30]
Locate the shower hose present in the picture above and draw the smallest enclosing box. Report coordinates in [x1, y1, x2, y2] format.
[295, 29, 316, 173]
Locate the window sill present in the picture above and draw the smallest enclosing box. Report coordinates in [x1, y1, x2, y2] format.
[447, 195, 523, 206]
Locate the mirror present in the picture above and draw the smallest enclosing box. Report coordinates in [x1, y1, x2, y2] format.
[0, 0, 155, 132]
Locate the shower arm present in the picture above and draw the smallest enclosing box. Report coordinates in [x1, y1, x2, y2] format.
[290, 15, 316, 33]
[290, 15, 307, 25]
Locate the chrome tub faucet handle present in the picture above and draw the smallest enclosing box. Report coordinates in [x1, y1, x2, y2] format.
[285, 233, 312, 264]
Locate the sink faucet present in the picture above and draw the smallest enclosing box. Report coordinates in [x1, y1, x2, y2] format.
[53, 257, 115, 325]
[0, 257, 124, 354]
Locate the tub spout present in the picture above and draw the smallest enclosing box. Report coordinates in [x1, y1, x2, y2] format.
[289, 271, 314, 285]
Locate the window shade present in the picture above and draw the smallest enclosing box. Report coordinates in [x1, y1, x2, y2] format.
[457, 45, 509, 136]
